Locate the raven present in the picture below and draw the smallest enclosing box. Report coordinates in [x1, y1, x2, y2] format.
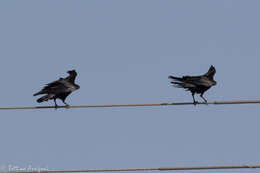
[168, 65, 216, 104]
[33, 70, 80, 108]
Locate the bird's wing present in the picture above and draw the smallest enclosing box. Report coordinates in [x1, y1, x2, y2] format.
[60, 80, 79, 92]
[33, 79, 63, 96]
[185, 77, 215, 87]
[45, 78, 63, 87]
[171, 81, 196, 88]
[39, 79, 71, 94]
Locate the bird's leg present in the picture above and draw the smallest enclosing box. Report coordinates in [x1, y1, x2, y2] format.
[54, 99, 58, 109]
[200, 93, 208, 104]
[192, 93, 198, 105]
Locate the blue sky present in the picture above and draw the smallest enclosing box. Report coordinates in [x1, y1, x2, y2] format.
[0, 1, 260, 173]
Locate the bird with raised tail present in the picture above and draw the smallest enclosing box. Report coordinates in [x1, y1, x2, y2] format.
[33, 70, 80, 108]
[168, 65, 216, 104]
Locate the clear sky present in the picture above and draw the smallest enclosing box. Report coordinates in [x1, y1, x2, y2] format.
[0, 1, 260, 173]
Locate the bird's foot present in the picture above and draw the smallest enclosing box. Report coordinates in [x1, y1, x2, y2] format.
[193, 101, 199, 106]
[54, 105, 58, 109]
[62, 101, 70, 109]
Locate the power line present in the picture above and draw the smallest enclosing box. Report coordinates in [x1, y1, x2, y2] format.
[1, 99, 260, 110]
[1, 164, 260, 173]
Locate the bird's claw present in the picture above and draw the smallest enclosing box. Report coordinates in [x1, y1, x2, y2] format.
[193, 101, 199, 106]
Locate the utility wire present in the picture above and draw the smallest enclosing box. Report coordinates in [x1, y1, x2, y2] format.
[1, 99, 260, 110]
[1, 164, 260, 173]
[0, 99, 260, 110]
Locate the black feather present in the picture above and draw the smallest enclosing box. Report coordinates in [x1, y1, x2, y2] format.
[33, 70, 80, 107]
[169, 66, 216, 103]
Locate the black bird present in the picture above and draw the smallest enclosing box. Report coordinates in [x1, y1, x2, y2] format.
[168, 65, 216, 104]
[33, 70, 80, 108]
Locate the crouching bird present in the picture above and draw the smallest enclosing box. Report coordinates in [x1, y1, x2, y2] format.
[168, 65, 216, 104]
[33, 70, 80, 108]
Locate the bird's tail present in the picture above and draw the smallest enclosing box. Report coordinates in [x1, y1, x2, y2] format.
[36, 94, 54, 103]
[168, 75, 186, 88]
[33, 91, 43, 96]
[168, 75, 183, 81]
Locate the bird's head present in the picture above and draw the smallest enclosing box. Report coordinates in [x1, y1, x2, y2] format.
[204, 65, 216, 79]
[67, 70, 77, 76]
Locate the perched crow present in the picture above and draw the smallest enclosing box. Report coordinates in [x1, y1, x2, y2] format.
[168, 65, 216, 104]
[33, 70, 80, 108]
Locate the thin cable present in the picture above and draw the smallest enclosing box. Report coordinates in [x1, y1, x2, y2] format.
[1, 99, 260, 110]
[1, 164, 260, 173]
